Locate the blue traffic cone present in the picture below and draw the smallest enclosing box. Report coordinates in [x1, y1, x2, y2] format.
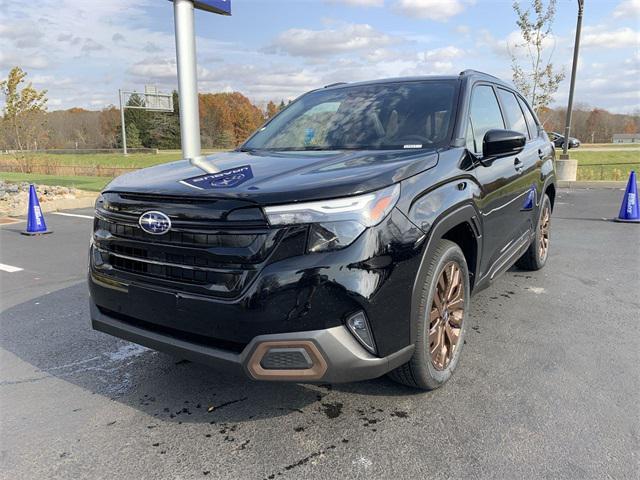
[21, 184, 53, 235]
[614, 171, 640, 223]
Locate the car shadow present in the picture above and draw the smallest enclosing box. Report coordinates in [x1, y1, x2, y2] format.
[1, 282, 422, 427]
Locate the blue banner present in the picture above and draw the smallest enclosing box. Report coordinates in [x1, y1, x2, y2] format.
[193, 0, 231, 15]
[169, 0, 231, 15]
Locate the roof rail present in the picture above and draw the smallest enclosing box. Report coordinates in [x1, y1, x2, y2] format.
[459, 69, 502, 81]
[324, 82, 348, 88]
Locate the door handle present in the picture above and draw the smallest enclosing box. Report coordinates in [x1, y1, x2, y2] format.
[514, 158, 524, 171]
[538, 149, 545, 160]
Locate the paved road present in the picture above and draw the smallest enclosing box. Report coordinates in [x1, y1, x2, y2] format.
[1, 190, 638, 480]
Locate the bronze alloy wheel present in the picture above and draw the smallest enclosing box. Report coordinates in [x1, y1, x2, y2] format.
[539, 204, 551, 260]
[428, 261, 465, 371]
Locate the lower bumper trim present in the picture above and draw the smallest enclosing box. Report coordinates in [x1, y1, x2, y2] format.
[90, 300, 414, 383]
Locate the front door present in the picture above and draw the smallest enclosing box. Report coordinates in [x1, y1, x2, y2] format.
[466, 83, 530, 278]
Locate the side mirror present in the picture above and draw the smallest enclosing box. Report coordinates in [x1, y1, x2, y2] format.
[483, 129, 526, 158]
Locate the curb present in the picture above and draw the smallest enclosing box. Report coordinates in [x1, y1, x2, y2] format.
[558, 181, 627, 189]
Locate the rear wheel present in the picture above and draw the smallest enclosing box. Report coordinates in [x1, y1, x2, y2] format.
[389, 239, 470, 390]
[516, 193, 551, 271]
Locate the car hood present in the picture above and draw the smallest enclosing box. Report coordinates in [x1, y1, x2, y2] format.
[104, 149, 439, 204]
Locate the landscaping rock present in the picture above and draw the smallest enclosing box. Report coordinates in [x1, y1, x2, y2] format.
[0, 180, 97, 217]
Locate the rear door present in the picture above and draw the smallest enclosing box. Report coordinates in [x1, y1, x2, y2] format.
[466, 83, 528, 277]
[496, 87, 541, 234]
[517, 94, 555, 217]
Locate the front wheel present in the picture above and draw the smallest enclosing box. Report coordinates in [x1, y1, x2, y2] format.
[389, 239, 470, 390]
[516, 193, 551, 271]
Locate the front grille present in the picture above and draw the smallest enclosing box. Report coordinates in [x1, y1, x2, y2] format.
[95, 218, 258, 249]
[91, 192, 283, 298]
[105, 249, 243, 289]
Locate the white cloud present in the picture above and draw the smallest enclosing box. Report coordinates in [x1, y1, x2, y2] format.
[613, 0, 640, 18]
[325, 0, 384, 6]
[393, 0, 465, 21]
[265, 23, 397, 57]
[582, 27, 640, 49]
[422, 46, 464, 61]
[128, 57, 177, 80]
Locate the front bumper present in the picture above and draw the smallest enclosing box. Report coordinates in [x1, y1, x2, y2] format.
[91, 300, 414, 383]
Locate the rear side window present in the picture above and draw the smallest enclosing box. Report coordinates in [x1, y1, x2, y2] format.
[497, 88, 528, 138]
[517, 96, 539, 139]
[467, 85, 505, 155]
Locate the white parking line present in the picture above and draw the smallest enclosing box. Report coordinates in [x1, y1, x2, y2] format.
[0, 263, 24, 273]
[51, 212, 94, 220]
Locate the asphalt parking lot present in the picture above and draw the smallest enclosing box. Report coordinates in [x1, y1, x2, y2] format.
[1, 188, 638, 480]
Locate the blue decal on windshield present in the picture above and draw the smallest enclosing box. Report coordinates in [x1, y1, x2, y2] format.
[181, 165, 253, 189]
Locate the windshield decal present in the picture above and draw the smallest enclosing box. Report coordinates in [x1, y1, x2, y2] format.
[180, 165, 254, 189]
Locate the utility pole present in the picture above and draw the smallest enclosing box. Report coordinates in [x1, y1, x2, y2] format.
[561, 0, 584, 158]
[119, 89, 128, 156]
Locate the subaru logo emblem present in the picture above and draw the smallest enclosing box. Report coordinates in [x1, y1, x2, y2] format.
[139, 211, 171, 235]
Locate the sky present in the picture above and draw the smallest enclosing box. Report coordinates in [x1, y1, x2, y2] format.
[1, 0, 639, 113]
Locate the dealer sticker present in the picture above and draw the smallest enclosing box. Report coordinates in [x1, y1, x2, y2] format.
[180, 165, 254, 189]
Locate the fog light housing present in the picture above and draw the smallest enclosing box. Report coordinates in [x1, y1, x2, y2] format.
[346, 311, 377, 354]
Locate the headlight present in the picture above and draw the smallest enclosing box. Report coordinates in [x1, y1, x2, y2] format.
[264, 184, 400, 252]
[95, 193, 104, 209]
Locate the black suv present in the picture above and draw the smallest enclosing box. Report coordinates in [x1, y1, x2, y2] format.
[89, 70, 555, 390]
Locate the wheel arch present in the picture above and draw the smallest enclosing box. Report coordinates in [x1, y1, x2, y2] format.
[545, 182, 556, 212]
[409, 204, 481, 344]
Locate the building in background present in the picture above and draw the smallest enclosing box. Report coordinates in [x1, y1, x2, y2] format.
[612, 133, 640, 144]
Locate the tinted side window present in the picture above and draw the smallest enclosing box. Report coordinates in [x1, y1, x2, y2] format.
[497, 88, 528, 138]
[517, 96, 539, 139]
[468, 85, 505, 155]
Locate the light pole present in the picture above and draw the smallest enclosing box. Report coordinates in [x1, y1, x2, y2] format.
[560, 0, 584, 160]
[173, 0, 202, 160]
[170, 0, 231, 171]
[119, 89, 128, 156]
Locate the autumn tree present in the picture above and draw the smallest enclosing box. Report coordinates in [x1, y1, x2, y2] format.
[585, 108, 606, 143]
[199, 92, 265, 148]
[99, 106, 121, 148]
[623, 119, 636, 134]
[266, 101, 278, 119]
[510, 0, 565, 113]
[0, 66, 48, 154]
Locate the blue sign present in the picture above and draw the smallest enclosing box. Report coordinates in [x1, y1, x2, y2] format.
[169, 0, 231, 15]
[181, 165, 253, 189]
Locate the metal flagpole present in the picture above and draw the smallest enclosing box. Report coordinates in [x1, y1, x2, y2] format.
[119, 89, 128, 156]
[173, 0, 202, 160]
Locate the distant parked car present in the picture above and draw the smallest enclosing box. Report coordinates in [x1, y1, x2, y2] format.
[548, 132, 581, 149]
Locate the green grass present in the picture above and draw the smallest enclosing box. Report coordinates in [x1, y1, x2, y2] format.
[2, 150, 227, 169]
[582, 143, 640, 149]
[1, 148, 637, 189]
[0, 172, 110, 192]
[556, 150, 639, 180]
[563, 150, 640, 165]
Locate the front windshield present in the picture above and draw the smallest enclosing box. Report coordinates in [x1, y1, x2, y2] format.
[243, 80, 458, 151]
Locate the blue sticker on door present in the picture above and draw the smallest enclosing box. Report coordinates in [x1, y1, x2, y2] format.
[181, 165, 253, 189]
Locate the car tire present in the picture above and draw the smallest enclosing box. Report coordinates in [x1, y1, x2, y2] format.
[516, 193, 552, 271]
[388, 239, 470, 390]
